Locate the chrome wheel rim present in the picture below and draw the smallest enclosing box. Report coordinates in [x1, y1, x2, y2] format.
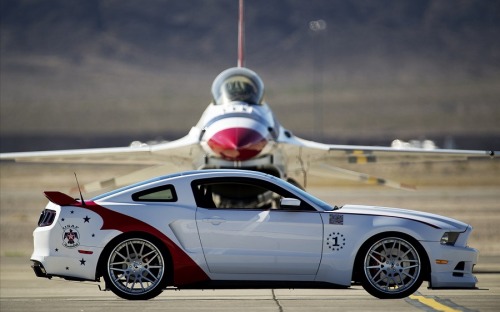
[107, 238, 165, 296]
[364, 237, 421, 294]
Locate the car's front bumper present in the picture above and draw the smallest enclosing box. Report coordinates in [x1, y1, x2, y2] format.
[422, 242, 478, 289]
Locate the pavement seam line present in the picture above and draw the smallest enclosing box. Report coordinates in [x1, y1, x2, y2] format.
[271, 289, 284, 312]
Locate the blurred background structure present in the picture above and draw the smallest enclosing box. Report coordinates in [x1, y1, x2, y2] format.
[1, 0, 499, 152]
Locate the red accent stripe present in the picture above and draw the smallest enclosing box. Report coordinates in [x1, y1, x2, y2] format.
[65, 200, 209, 286]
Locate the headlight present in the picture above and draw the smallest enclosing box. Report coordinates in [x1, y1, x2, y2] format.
[440, 232, 460, 246]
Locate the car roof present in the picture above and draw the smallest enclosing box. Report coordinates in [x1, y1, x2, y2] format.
[165, 169, 274, 180]
[91, 169, 275, 200]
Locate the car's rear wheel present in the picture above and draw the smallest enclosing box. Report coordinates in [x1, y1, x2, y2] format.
[103, 236, 168, 300]
[360, 235, 424, 299]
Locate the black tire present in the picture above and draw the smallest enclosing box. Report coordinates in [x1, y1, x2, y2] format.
[359, 235, 424, 299]
[103, 236, 168, 300]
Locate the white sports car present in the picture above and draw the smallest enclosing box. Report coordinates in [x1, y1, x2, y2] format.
[32, 169, 478, 300]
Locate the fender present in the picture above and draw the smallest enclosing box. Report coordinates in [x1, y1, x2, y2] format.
[44, 191, 210, 286]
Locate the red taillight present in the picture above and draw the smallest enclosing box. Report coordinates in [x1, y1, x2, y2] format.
[38, 209, 56, 227]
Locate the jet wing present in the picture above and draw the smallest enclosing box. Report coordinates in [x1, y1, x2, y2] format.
[278, 134, 496, 189]
[0, 127, 202, 166]
[280, 135, 495, 166]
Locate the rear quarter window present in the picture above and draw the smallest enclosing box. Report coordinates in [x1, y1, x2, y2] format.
[132, 185, 178, 202]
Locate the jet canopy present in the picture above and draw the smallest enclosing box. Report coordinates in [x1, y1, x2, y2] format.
[211, 67, 264, 105]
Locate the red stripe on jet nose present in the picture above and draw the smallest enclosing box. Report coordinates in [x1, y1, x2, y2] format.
[207, 127, 267, 161]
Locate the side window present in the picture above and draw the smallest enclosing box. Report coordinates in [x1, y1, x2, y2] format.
[194, 182, 277, 209]
[132, 185, 177, 202]
[191, 178, 315, 211]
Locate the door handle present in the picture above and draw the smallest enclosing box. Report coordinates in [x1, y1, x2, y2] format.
[202, 216, 226, 225]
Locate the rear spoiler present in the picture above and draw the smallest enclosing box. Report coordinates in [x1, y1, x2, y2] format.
[44, 191, 79, 206]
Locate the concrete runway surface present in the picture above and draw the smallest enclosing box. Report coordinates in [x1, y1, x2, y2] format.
[1, 162, 499, 311]
[1, 256, 499, 312]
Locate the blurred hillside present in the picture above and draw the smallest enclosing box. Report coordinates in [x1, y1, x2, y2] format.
[1, 0, 499, 151]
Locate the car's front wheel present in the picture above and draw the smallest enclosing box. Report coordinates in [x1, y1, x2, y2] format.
[103, 236, 168, 300]
[360, 235, 424, 299]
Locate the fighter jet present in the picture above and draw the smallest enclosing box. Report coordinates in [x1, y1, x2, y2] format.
[0, 0, 496, 193]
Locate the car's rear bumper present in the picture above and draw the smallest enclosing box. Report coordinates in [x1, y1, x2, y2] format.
[31, 260, 50, 278]
[32, 214, 105, 282]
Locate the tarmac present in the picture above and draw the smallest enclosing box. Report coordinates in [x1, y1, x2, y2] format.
[1, 256, 499, 312]
[1, 162, 499, 311]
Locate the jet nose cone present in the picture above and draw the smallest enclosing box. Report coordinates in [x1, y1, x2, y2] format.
[207, 127, 267, 161]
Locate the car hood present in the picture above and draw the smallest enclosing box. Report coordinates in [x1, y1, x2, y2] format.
[339, 204, 470, 231]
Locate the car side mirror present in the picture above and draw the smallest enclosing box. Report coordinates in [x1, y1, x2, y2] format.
[280, 198, 301, 210]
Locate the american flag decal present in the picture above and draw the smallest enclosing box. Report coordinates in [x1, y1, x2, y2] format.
[329, 214, 344, 225]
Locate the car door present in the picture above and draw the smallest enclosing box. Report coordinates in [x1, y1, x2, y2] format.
[193, 177, 324, 275]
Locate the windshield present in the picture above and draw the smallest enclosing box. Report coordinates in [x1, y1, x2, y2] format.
[270, 176, 335, 211]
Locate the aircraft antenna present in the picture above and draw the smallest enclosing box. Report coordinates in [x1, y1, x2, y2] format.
[237, 0, 245, 67]
[74, 172, 86, 207]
